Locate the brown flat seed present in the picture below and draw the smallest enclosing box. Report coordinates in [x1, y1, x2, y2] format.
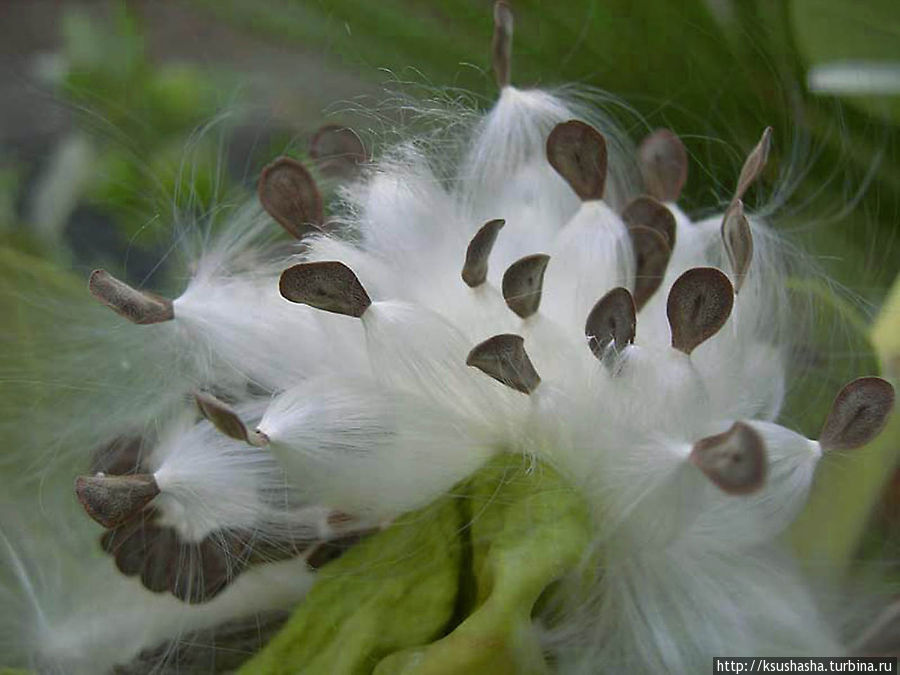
[309, 125, 367, 178]
[691, 422, 767, 494]
[492, 1, 514, 88]
[629, 226, 672, 311]
[88, 270, 174, 325]
[721, 199, 753, 293]
[103, 512, 156, 576]
[112, 520, 159, 577]
[462, 218, 506, 287]
[170, 537, 234, 604]
[114, 610, 290, 674]
[466, 333, 541, 394]
[819, 377, 895, 451]
[194, 391, 269, 447]
[734, 127, 773, 203]
[622, 195, 676, 247]
[306, 532, 374, 569]
[90, 435, 145, 476]
[667, 267, 734, 355]
[546, 120, 608, 201]
[140, 527, 178, 594]
[502, 253, 550, 319]
[258, 156, 324, 238]
[279, 261, 372, 318]
[585, 287, 636, 360]
[638, 128, 688, 202]
[75, 473, 160, 529]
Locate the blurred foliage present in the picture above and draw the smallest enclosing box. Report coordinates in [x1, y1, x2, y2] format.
[197, 0, 899, 293]
[29, 6, 227, 263]
[243, 456, 592, 675]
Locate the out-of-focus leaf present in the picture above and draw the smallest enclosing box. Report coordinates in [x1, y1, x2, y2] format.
[238, 496, 463, 675]
[780, 277, 879, 438]
[791, 273, 900, 571]
[242, 456, 593, 674]
[791, 0, 900, 123]
[375, 456, 592, 675]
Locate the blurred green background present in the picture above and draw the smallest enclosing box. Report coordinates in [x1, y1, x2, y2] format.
[1, 0, 898, 572]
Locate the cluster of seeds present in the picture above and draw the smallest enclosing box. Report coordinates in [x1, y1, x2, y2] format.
[53, 2, 896, 671]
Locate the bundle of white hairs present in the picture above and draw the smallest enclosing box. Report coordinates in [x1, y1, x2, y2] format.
[1, 2, 896, 673]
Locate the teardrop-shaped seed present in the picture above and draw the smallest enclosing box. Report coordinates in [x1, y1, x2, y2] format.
[279, 261, 371, 318]
[546, 120, 607, 201]
[88, 270, 174, 325]
[819, 377, 895, 451]
[690, 421, 767, 495]
[721, 199, 753, 292]
[462, 218, 505, 287]
[104, 515, 155, 576]
[638, 128, 688, 202]
[258, 156, 324, 238]
[466, 334, 541, 394]
[667, 267, 734, 355]
[734, 127, 772, 203]
[309, 124, 366, 178]
[622, 195, 676, 247]
[75, 473, 160, 529]
[585, 287, 636, 360]
[492, 1, 514, 88]
[502, 253, 550, 319]
[90, 434, 146, 476]
[629, 226, 672, 311]
[195, 391, 269, 447]
[170, 536, 235, 604]
[140, 527, 178, 594]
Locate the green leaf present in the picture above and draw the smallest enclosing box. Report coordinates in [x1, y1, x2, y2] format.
[790, 273, 900, 571]
[242, 456, 593, 674]
[375, 456, 592, 675]
[238, 496, 463, 674]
